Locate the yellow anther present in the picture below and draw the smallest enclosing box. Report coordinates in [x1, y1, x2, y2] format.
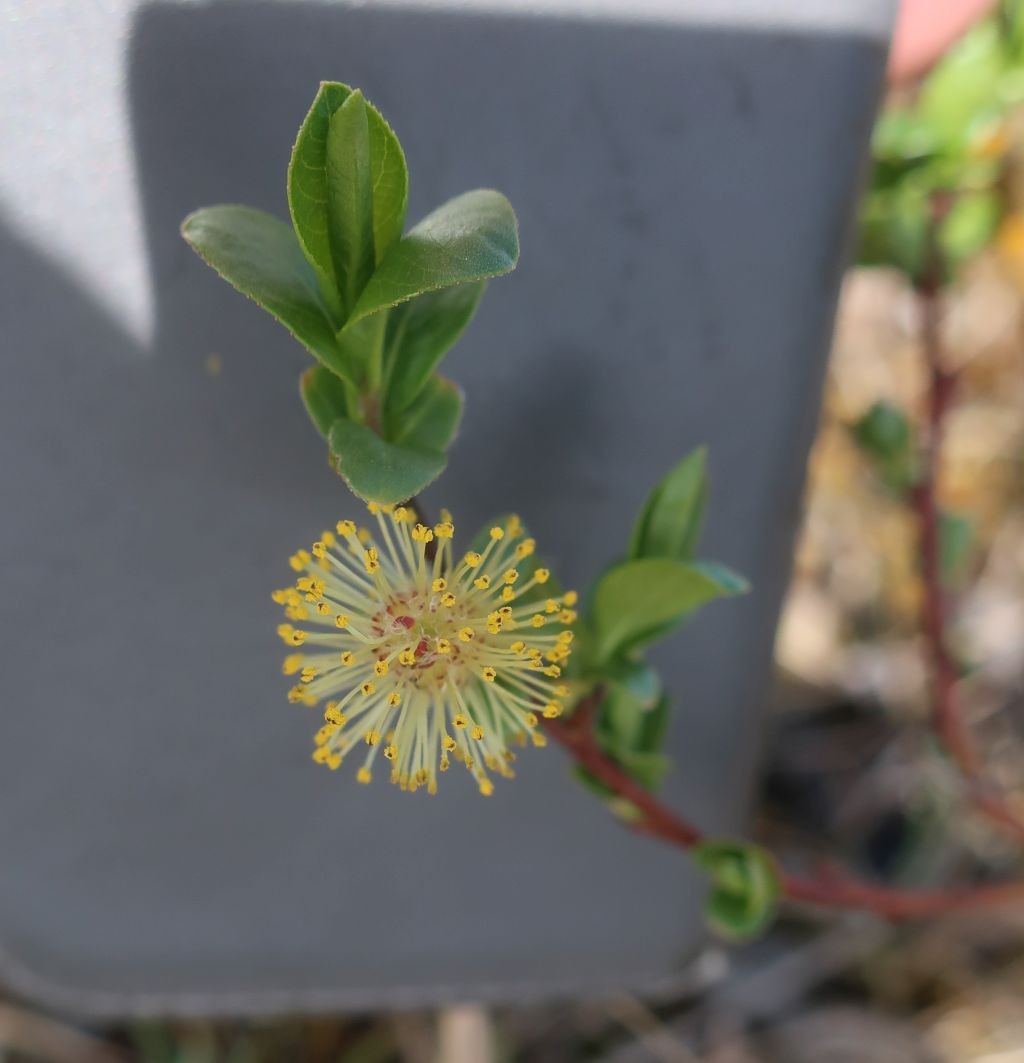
[563, 590, 578, 606]
[300, 666, 317, 683]
[357, 528, 371, 544]
[555, 684, 571, 697]
[374, 659, 389, 677]
[434, 521, 455, 539]
[387, 691, 402, 707]
[312, 541, 326, 559]
[321, 530, 336, 547]
[510, 641, 526, 654]
[271, 589, 289, 605]
[312, 747, 330, 764]
[486, 618, 502, 635]
[357, 767, 372, 784]
[515, 538, 536, 559]
[443, 734, 457, 752]
[545, 599, 560, 614]
[543, 702, 562, 719]
[498, 606, 513, 619]
[463, 551, 482, 569]
[531, 731, 548, 748]
[559, 610, 578, 624]
[501, 586, 516, 602]
[335, 614, 350, 628]
[289, 550, 311, 571]
[432, 577, 447, 592]
[282, 654, 304, 676]
[453, 714, 467, 729]
[340, 651, 355, 666]
[412, 523, 435, 543]
[398, 648, 416, 666]
[478, 778, 494, 796]
[365, 730, 381, 745]
[481, 667, 497, 683]
[367, 502, 380, 515]
[337, 519, 356, 536]
[383, 744, 397, 761]
[474, 575, 491, 590]
[530, 614, 546, 628]
[440, 757, 450, 772]
[558, 630, 574, 643]
[288, 629, 308, 645]
[503, 568, 519, 585]
[287, 685, 307, 703]
[360, 681, 376, 696]
[439, 592, 455, 607]
[544, 665, 561, 678]
[363, 547, 379, 574]
[392, 506, 408, 523]
[471, 725, 484, 741]
[436, 639, 451, 655]
[316, 602, 331, 616]
[489, 526, 504, 541]
[327, 753, 342, 770]
[458, 627, 474, 642]
[524, 712, 538, 728]
[324, 703, 346, 725]
[315, 723, 337, 745]
[535, 568, 550, 584]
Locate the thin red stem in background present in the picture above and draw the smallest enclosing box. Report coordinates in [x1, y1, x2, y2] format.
[912, 199, 1024, 842]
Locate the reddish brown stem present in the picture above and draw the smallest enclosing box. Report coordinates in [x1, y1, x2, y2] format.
[544, 696, 1024, 919]
[913, 205, 1024, 841]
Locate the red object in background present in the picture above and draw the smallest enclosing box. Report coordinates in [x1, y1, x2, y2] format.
[889, 0, 998, 84]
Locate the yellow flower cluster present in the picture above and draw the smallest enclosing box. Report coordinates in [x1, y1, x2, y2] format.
[274, 505, 576, 795]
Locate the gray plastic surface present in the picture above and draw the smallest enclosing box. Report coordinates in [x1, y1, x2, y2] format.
[0, 0, 892, 1017]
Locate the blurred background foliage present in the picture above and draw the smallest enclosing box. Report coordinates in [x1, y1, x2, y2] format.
[10, 4, 1024, 1061]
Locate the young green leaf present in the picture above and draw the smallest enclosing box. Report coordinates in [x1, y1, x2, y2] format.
[690, 561, 750, 597]
[383, 282, 486, 414]
[328, 417, 446, 504]
[692, 840, 780, 940]
[299, 365, 351, 438]
[348, 190, 519, 325]
[326, 91, 377, 313]
[389, 374, 463, 452]
[629, 447, 707, 561]
[590, 558, 727, 662]
[287, 81, 408, 319]
[180, 205, 354, 384]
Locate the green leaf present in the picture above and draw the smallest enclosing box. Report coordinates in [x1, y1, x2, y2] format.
[692, 840, 780, 941]
[328, 417, 446, 504]
[300, 365, 351, 438]
[629, 447, 707, 562]
[180, 205, 354, 384]
[383, 282, 486, 413]
[690, 561, 750, 597]
[390, 374, 463, 452]
[851, 400, 916, 492]
[939, 510, 974, 585]
[601, 658, 661, 713]
[590, 558, 728, 662]
[348, 190, 519, 324]
[940, 190, 1001, 273]
[326, 91, 377, 313]
[287, 82, 408, 320]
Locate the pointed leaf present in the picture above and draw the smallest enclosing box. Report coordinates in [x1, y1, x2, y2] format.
[591, 558, 727, 662]
[300, 365, 350, 439]
[348, 190, 518, 324]
[288, 82, 408, 319]
[384, 282, 486, 413]
[326, 91, 377, 312]
[629, 447, 707, 561]
[181, 205, 353, 383]
[390, 374, 463, 452]
[690, 561, 750, 597]
[328, 417, 445, 505]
